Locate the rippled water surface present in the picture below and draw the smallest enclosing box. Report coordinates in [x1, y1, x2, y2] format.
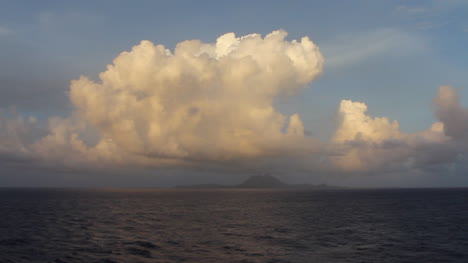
[1, 188, 467, 262]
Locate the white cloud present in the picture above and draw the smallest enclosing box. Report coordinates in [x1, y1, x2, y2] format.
[326, 99, 412, 172]
[332, 100, 403, 144]
[20, 30, 322, 167]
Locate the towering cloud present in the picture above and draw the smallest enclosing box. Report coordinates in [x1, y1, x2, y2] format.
[42, 30, 323, 165]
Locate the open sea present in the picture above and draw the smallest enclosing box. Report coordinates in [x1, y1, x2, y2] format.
[0, 188, 467, 263]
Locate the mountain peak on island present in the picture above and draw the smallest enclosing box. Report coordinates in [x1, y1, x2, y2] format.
[174, 173, 342, 189]
[237, 174, 287, 188]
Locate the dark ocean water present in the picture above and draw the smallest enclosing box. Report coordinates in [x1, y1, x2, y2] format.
[0, 188, 467, 263]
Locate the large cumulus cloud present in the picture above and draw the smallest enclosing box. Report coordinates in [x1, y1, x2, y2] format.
[68, 30, 323, 163]
[0, 30, 323, 167]
[66, 31, 323, 163]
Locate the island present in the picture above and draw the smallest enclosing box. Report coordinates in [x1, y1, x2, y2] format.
[174, 174, 341, 189]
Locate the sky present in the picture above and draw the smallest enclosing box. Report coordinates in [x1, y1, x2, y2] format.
[1, 0, 468, 187]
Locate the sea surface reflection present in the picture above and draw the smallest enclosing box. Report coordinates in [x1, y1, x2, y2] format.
[1, 188, 467, 262]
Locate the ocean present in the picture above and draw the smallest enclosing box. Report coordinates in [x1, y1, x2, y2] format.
[0, 188, 467, 263]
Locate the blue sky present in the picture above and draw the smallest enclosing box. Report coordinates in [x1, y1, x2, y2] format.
[1, 0, 468, 186]
[1, 0, 467, 137]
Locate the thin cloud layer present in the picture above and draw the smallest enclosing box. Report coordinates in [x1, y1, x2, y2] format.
[322, 28, 425, 70]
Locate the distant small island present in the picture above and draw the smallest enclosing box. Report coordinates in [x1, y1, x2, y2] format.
[175, 174, 341, 189]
